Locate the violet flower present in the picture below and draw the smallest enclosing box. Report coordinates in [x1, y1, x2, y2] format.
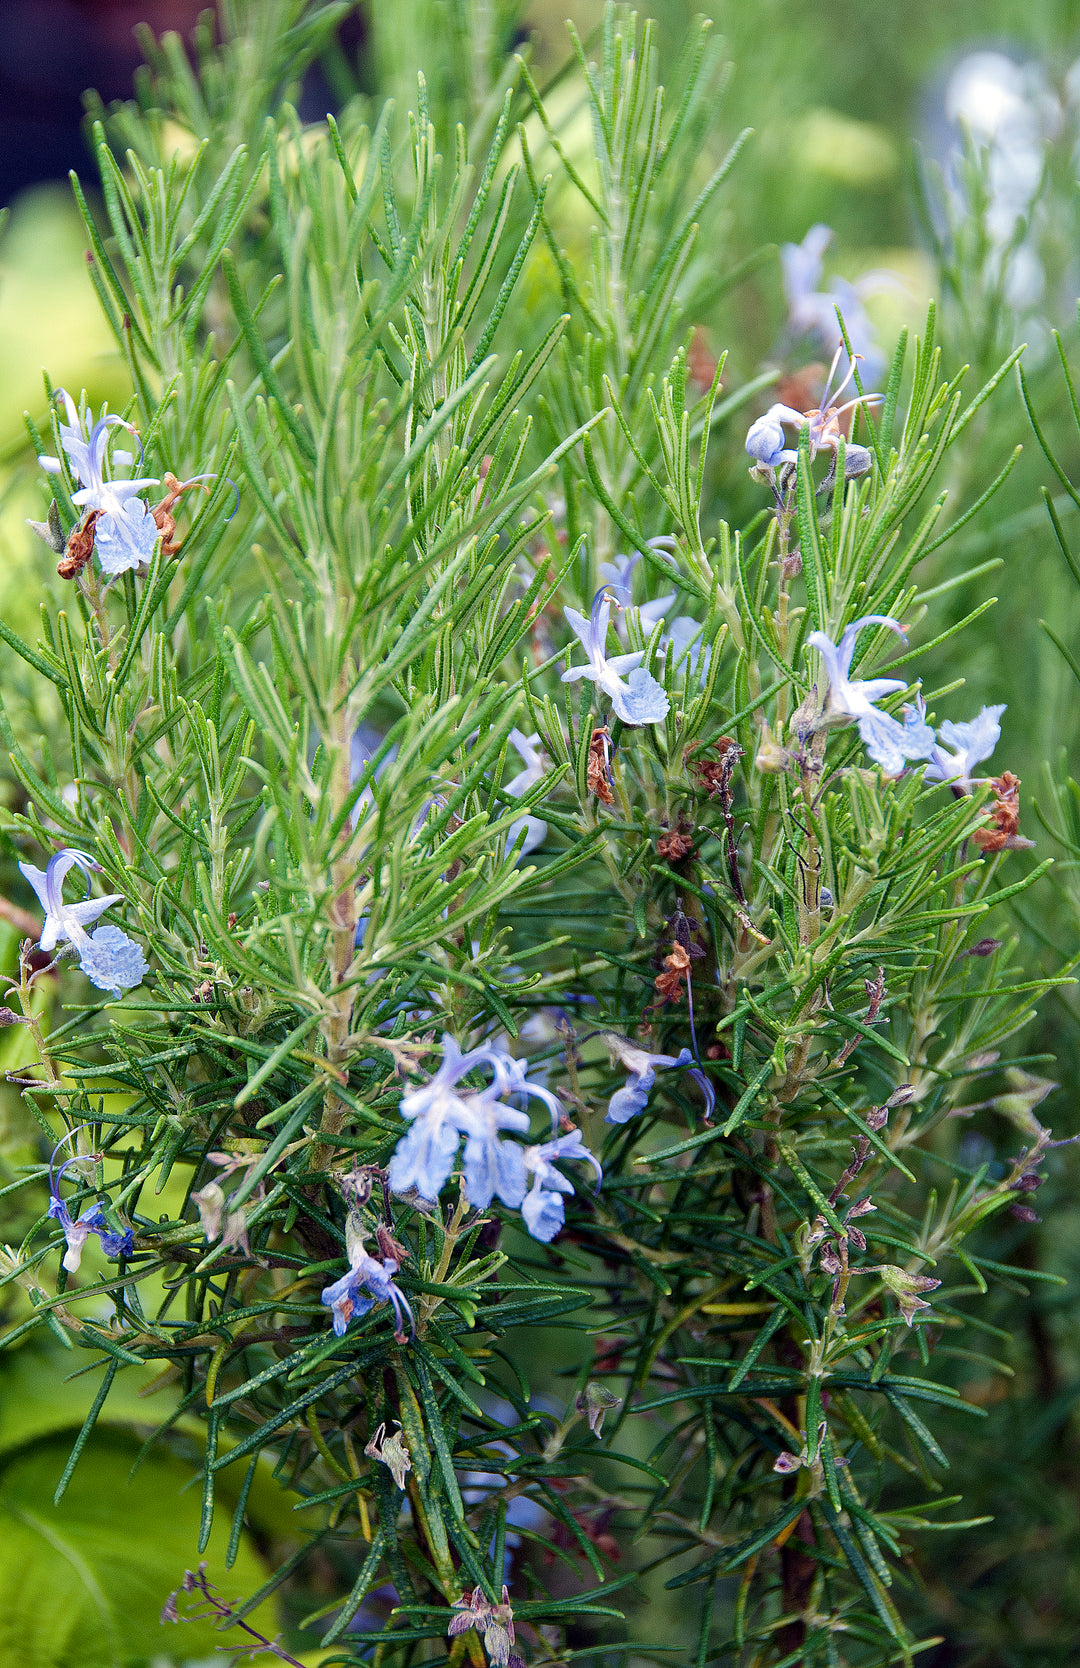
[38, 389, 159, 576]
[604, 1033, 693, 1125]
[521, 1129, 603, 1243]
[321, 1218, 414, 1339]
[746, 349, 880, 475]
[806, 615, 928, 776]
[47, 1139, 133, 1272]
[19, 847, 147, 997]
[561, 591, 669, 726]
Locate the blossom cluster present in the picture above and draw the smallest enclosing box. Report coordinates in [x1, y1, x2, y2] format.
[802, 614, 1005, 784]
[315, 1027, 710, 1336]
[385, 1034, 596, 1238]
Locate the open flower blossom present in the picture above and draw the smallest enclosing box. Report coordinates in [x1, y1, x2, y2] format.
[806, 615, 931, 776]
[904, 696, 1007, 792]
[521, 1129, 603, 1242]
[47, 1140, 133, 1272]
[561, 591, 669, 726]
[604, 1032, 693, 1125]
[387, 1036, 594, 1239]
[38, 389, 159, 576]
[19, 847, 148, 997]
[746, 348, 881, 474]
[321, 1216, 414, 1340]
[448, 1586, 517, 1667]
[503, 728, 547, 858]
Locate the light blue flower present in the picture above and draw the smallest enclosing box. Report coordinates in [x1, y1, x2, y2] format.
[461, 1093, 530, 1210]
[745, 405, 802, 468]
[19, 848, 147, 997]
[521, 1128, 603, 1243]
[39, 390, 160, 577]
[746, 351, 882, 477]
[806, 615, 928, 775]
[604, 1033, 693, 1125]
[924, 703, 1006, 791]
[387, 1035, 557, 1207]
[899, 693, 938, 762]
[321, 1223, 413, 1339]
[663, 615, 711, 680]
[48, 1148, 133, 1273]
[561, 591, 669, 727]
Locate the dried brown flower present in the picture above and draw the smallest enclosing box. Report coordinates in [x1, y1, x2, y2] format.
[656, 828, 695, 862]
[57, 510, 103, 580]
[587, 726, 615, 804]
[688, 735, 740, 799]
[972, 771, 1035, 853]
[151, 472, 208, 558]
[649, 940, 692, 1006]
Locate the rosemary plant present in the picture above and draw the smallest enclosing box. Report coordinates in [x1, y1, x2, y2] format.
[0, 5, 1071, 1666]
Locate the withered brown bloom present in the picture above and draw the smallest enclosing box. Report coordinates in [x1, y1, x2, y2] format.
[656, 827, 695, 862]
[57, 510, 103, 580]
[650, 940, 692, 1006]
[152, 471, 208, 558]
[972, 771, 1035, 853]
[587, 726, 615, 804]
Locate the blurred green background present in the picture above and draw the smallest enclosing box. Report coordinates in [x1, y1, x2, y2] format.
[5, 2, 1080, 1664]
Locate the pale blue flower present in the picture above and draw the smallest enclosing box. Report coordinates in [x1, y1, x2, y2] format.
[461, 1092, 530, 1210]
[663, 615, 711, 679]
[521, 1128, 603, 1243]
[321, 1224, 413, 1339]
[745, 405, 802, 468]
[806, 615, 928, 775]
[746, 351, 882, 475]
[487, 1044, 565, 1130]
[387, 1036, 556, 1206]
[596, 552, 638, 594]
[39, 389, 160, 577]
[598, 542, 680, 645]
[561, 591, 669, 726]
[924, 703, 1006, 791]
[899, 693, 938, 762]
[604, 1033, 693, 1125]
[48, 1150, 133, 1273]
[19, 848, 147, 997]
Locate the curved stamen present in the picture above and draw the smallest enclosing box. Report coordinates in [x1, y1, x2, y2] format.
[48, 1122, 97, 1192]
